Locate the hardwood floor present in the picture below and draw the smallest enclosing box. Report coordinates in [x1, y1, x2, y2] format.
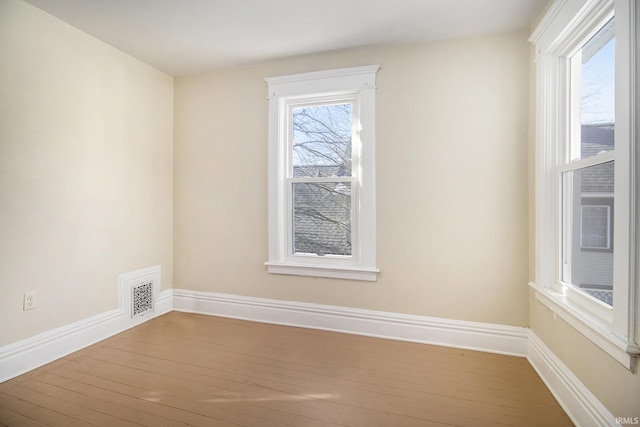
[0, 311, 573, 426]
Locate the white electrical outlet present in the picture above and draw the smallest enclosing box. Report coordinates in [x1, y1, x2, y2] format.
[23, 291, 36, 310]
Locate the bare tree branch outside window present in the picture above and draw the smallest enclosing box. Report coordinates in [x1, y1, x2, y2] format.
[291, 103, 353, 256]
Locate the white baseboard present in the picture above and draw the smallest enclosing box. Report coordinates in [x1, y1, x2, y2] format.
[2, 285, 616, 427]
[172, 289, 529, 357]
[0, 265, 172, 383]
[527, 331, 615, 427]
[155, 288, 174, 315]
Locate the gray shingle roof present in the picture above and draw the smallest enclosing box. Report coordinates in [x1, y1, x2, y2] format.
[581, 124, 614, 193]
[292, 166, 351, 256]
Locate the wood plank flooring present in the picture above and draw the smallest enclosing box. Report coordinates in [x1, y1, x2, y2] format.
[0, 311, 573, 426]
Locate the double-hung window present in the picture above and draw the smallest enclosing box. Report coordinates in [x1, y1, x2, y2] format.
[530, 0, 639, 368]
[265, 66, 380, 281]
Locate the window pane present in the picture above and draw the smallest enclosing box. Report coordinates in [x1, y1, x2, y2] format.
[581, 205, 610, 249]
[292, 103, 353, 178]
[574, 18, 615, 160]
[292, 182, 351, 256]
[562, 161, 614, 305]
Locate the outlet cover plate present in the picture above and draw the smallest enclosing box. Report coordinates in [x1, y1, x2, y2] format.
[23, 291, 36, 310]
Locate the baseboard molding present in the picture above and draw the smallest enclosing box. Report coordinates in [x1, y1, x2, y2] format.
[172, 289, 529, 357]
[2, 286, 616, 427]
[155, 288, 174, 315]
[0, 265, 172, 383]
[527, 330, 615, 427]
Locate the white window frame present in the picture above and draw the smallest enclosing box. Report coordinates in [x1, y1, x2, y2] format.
[264, 66, 380, 281]
[530, 0, 639, 369]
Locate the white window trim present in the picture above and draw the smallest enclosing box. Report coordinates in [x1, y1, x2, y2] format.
[264, 65, 380, 281]
[530, 0, 639, 369]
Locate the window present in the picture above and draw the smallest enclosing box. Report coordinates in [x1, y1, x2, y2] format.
[530, 0, 639, 368]
[291, 102, 353, 257]
[265, 66, 380, 281]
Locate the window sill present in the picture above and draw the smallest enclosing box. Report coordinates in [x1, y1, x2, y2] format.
[265, 261, 379, 282]
[529, 281, 639, 370]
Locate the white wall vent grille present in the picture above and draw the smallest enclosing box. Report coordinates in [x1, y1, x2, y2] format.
[132, 281, 154, 318]
[118, 265, 161, 321]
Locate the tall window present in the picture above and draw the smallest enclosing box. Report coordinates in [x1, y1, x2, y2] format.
[530, 0, 639, 368]
[265, 66, 379, 281]
[562, 18, 615, 305]
[291, 101, 354, 257]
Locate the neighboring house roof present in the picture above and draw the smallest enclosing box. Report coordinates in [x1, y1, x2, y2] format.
[581, 123, 614, 155]
[293, 165, 351, 256]
[293, 165, 346, 178]
[581, 123, 614, 194]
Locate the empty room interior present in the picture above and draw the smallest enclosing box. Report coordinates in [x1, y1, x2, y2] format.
[1, 0, 639, 425]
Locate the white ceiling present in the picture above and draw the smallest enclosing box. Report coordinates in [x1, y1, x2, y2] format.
[24, 0, 548, 77]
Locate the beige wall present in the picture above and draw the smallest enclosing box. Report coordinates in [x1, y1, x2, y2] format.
[2, 0, 636, 418]
[0, 0, 174, 346]
[529, 290, 640, 418]
[174, 32, 531, 327]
